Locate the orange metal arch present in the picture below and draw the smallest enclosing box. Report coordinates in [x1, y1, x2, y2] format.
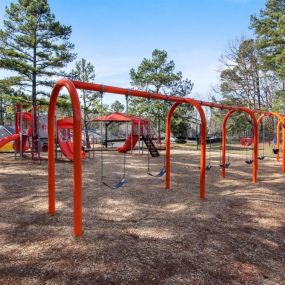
[165, 100, 207, 199]
[222, 108, 258, 183]
[257, 112, 285, 172]
[48, 79, 83, 237]
[47, 78, 285, 237]
[276, 120, 284, 162]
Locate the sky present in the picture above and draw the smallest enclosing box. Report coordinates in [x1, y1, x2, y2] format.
[0, 0, 266, 104]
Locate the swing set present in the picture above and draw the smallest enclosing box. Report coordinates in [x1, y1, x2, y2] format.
[47, 78, 285, 236]
[92, 93, 166, 189]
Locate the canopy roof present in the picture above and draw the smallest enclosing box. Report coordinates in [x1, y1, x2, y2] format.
[91, 112, 148, 123]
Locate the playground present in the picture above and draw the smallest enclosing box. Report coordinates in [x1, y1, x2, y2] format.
[0, 148, 284, 284]
[0, 78, 285, 284]
[1, 0, 285, 283]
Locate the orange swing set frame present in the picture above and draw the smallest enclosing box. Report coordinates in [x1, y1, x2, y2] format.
[48, 78, 285, 237]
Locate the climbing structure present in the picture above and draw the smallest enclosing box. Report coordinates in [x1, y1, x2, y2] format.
[92, 112, 159, 156]
[142, 135, 159, 157]
[0, 105, 32, 155]
[57, 118, 86, 161]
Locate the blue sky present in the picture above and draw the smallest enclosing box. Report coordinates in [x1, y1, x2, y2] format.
[0, 0, 266, 103]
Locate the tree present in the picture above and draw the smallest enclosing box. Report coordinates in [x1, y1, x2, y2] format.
[214, 38, 281, 134]
[217, 38, 278, 109]
[250, 0, 285, 82]
[0, 76, 27, 125]
[0, 0, 76, 149]
[110, 100, 125, 113]
[171, 107, 190, 139]
[129, 49, 193, 140]
[71, 58, 99, 148]
[272, 89, 285, 113]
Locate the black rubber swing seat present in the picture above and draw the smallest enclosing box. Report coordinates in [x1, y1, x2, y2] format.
[273, 148, 279, 154]
[148, 168, 166, 178]
[220, 162, 230, 168]
[245, 159, 253, 164]
[206, 164, 212, 171]
[102, 178, 127, 190]
[258, 156, 265, 160]
[198, 164, 212, 171]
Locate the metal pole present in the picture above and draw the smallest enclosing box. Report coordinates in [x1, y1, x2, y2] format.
[19, 105, 23, 160]
[55, 115, 58, 160]
[166, 99, 207, 200]
[138, 115, 141, 154]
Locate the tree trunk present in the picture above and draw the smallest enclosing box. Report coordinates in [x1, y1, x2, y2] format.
[0, 94, 4, 125]
[256, 70, 261, 109]
[32, 40, 39, 154]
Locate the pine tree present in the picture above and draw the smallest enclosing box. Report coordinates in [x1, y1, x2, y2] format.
[0, 77, 29, 125]
[110, 101, 125, 113]
[71, 58, 99, 148]
[250, 0, 285, 82]
[0, 0, 76, 149]
[129, 49, 193, 141]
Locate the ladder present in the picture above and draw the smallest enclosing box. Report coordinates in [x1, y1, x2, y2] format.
[142, 135, 159, 157]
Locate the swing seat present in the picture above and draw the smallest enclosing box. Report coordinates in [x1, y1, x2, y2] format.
[148, 168, 166, 178]
[102, 178, 127, 190]
[206, 164, 212, 171]
[258, 156, 265, 160]
[112, 178, 127, 189]
[273, 148, 279, 154]
[198, 164, 213, 171]
[245, 159, 253, 164]
[219, 162, 230, 169]
[225, 162, 230, 168]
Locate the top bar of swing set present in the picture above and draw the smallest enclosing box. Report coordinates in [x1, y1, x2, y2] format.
[74, 80, 285, 117]
[48, 78, 282, 237]
[72, 80, 273, 113]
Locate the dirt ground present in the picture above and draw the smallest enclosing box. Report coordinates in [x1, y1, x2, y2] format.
[0, 148, 284, 285]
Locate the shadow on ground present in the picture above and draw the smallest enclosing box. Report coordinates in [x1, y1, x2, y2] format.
[0, 150, 284, 284]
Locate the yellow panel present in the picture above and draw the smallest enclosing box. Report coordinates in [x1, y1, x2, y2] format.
[0, 142, 13, 152]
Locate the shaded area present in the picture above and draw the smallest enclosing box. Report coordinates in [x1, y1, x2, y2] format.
[0, 149, 285, 284]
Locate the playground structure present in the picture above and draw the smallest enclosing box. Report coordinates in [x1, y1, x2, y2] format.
[0, 104, 87, 162]
[116, 115, 158, 156]
[57, 118, 86, 161]
[0, 126, 15, 151]
[47, 78, 285, 237]
[0, 105, 34, 158]
[92, 112, 160, 156]
[0, 104, 48, 162]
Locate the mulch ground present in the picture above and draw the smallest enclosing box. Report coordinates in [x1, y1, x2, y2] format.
[0, 149, 284, 285]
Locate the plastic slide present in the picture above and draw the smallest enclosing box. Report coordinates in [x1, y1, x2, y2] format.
[0, 134, 20, 150]
[117, 134, 139, 153]
[57, 118, 86, 161]
[13, 135, 30, 152]
[0, 134, 30, 152]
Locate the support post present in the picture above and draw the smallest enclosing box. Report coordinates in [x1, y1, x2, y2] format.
[48, 79, 83, 237]
[223, 108, 258, 183]
[276, 120, 281, 161]
[257, 112, 285, 173]
[165, 99, 207, 200]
